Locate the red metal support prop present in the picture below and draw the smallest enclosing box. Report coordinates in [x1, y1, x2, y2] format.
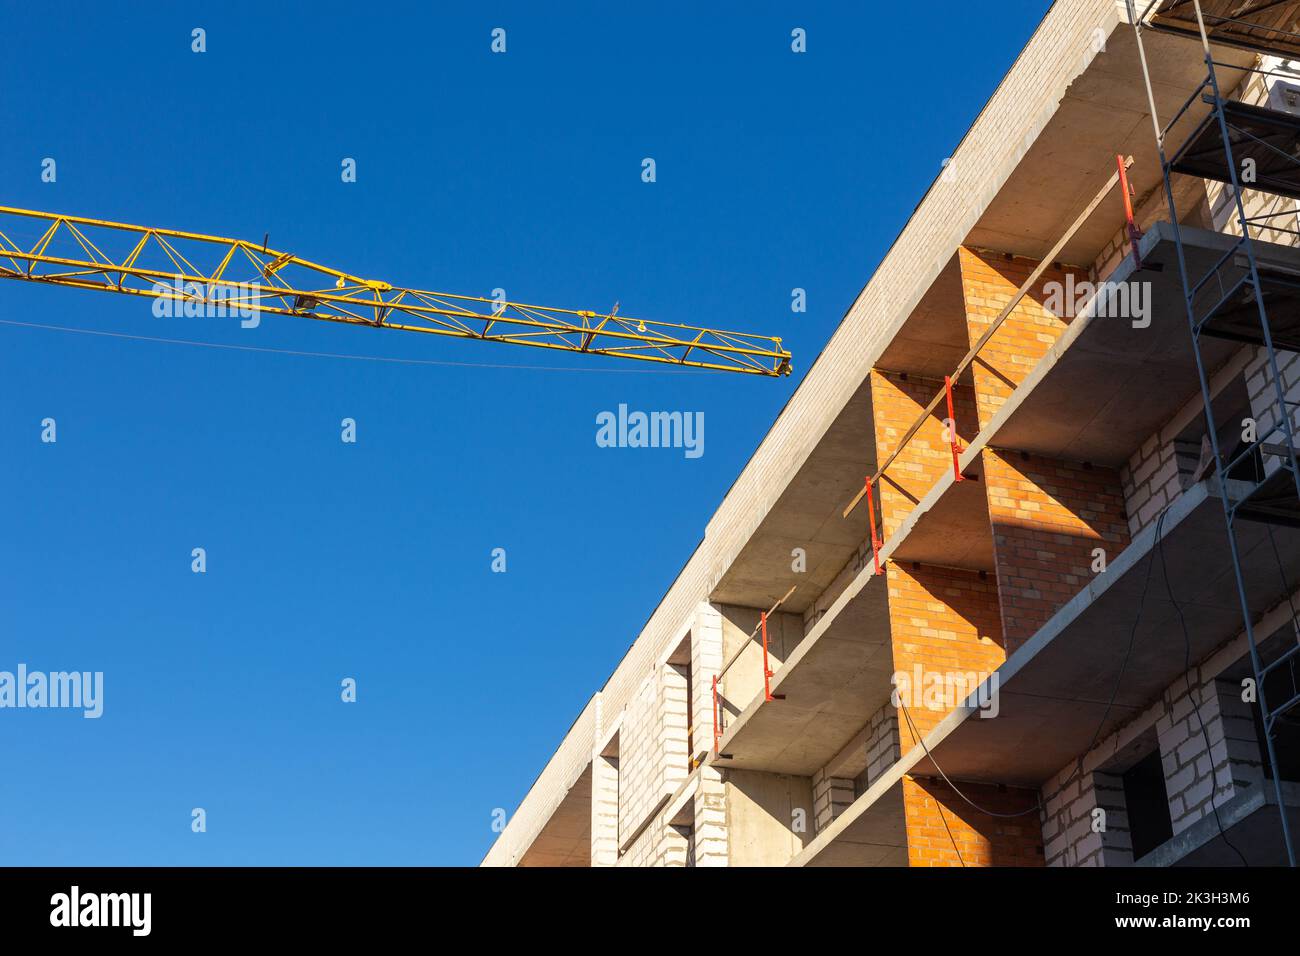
[1118, 153, 1142, 270]
[944, 374, 965, 482]
[865, 478, 883, 575]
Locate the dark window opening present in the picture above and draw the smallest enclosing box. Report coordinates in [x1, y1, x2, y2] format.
[673, 824, 695, 867]
[853, 765, 871, 801]
[683, 662, 694, 769]
[1123, 749, 1174, 860]
[1173, 375, 1253, 491]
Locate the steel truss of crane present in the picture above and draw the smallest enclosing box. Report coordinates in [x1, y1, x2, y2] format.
[0, 204, 791, 377]
[1129, 0, 1300, 866]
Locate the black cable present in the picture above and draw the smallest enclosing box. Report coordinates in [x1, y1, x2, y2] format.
[898, 699, 1041, 819]
[1087, 511, 1164, 755]
[0, 317, 702, 375]
[891, 507, 1166, 871]
[897, 702, 965, 867]
[892, 506, 1241, 869]
[1029, 509, 1166, 815]
[1156, 506, 1250, 866]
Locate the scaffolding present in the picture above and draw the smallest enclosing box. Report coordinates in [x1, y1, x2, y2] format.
[1128, 0, 1300, 867]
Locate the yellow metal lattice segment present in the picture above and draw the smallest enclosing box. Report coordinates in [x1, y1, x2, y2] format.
[0, 204, 792, 377]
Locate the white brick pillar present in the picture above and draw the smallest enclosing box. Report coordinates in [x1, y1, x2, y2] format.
[864, 708, 901, 786]
[692, 603, 729, 865]
[1245, 345, 1300, 479]
[1158, 676, 1265, 836]
[590, 752, 619, 867]
[1039, 765, 1133, 867]
[811, 769, 854, 833]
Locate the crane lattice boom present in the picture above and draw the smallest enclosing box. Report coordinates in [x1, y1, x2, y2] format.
[0, 205, 791, 377]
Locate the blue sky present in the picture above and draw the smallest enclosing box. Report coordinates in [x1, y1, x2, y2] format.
[0, 1, 1049, 864]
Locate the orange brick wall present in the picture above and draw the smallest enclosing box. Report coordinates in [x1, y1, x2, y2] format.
[870, 370, 979, 540]
[886, 563, 1004, 748]
[873, 248, 1113, 868]
[981, 448, 1131, 653]
[886, 560, 1044, 867]
[958, 247, 1084, 430]
[902, 776, 1044, 867]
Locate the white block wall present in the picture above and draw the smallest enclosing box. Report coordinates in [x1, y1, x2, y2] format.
[1211, 56, 1300, 472]
[1158, 676, 1265, 835]
[1040, 764, 1133, 867]
[1245, 347, 1300, 471]
[618, 664, 690, 851]
[812, 701, 899, 833]
[617, 819, 689, 868]
[811, 770, 855, 834]
[1038, 620, 1270, 865]
[1120, 432, 1184, 537]
[1207, 56, 1300, 249]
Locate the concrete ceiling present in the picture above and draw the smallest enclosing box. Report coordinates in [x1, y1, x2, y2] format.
[876, 254, 970, 380]
[984, 223, 1257, 467]
[889, 458, 996, 572]
[965, 27, 1253, 265]
[517, 765, 591, 867]
[709, 379, 875, 614]
[800, 786, 908, 867]
[712, 571, 892, 776]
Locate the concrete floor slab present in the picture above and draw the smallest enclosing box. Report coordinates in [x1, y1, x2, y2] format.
[803, 787, 909, 867]
[789, 738, 923, 867]
[981, 222, 1279, 467]
[1139, 782, 1300, 867]
[889, 456, 995, 572]
[710, 380, 875, 616]
[966, 27, 1252, 264]
[710, 568, 892, 776]
[518, 764, 592, 867]
[908, 479, 1300, 788]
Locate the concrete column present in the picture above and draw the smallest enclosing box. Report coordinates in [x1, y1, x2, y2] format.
[723, 769, 814, 866]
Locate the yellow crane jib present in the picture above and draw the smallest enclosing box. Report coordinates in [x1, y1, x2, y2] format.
[0, 205, 792, 377]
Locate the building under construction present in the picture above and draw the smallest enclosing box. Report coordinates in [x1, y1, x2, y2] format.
[484, 0, 1300, 867]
